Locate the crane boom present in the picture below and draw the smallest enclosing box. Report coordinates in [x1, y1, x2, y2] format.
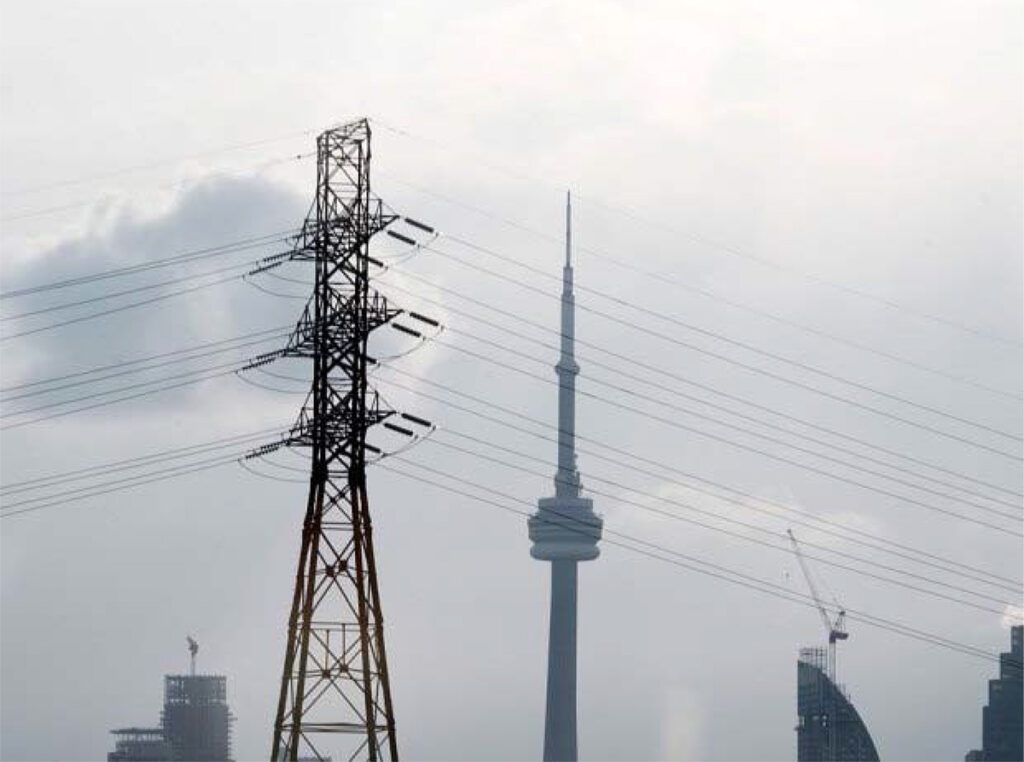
[787, 529, 833, 638]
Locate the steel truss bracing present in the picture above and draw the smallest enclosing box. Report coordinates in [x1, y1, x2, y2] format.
[267, 119, 400, 762]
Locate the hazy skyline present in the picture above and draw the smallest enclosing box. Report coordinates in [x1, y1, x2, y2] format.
[1, 2, 1021, 760]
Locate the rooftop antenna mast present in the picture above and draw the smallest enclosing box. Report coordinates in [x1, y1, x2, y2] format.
[187, 636, 198, 677]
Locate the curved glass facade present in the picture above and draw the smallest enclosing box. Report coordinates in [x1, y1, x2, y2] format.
[797, 648, 879, 762]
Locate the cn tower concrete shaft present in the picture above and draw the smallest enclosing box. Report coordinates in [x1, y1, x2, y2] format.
[528, 193, 603, 762]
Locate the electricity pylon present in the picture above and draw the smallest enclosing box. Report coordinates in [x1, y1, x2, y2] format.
[251, 119, 403, 762]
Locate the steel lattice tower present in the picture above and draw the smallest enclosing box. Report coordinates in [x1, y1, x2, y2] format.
[263, 119, 400, 762]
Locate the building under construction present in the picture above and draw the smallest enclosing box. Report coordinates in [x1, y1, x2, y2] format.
[161, 674, 232, 761]
[107, 641, 232, 761]
[107, 728, 172, 761]
[797, 648, 879, 762]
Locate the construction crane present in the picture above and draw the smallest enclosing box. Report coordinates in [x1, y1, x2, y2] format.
[187, 636, 198, 677]
[788, 529, 849, 761]
[787, 529, 849, 683]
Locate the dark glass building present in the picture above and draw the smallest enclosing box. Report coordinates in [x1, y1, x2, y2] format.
[797, 648, 880, 762]
[965, 625, 1023, 762]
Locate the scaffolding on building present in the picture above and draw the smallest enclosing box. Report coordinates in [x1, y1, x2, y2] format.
[107, 727, 172, 762]
[161, 674, 233, 761]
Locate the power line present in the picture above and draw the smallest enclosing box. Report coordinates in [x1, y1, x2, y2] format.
[424, 430, 1018, 611]
[15, 319, 1009, 593]
[380, 170, 1023, 402]
[1, 363, 1013, 661]
[1, 258, 271, 323]
[439, 232, 1023, 445]
[230, 356, 1024, 602]
[0, 361, 241, 430]
[443, 328, 1020, 520]
[378, 266, 1020, 500]
[378, 274, 1022, 507]
[1, 333, 279, 406]
[6, 353, 1018, 607]
[0, 152, 314, 223]
[369, 365, 1022, 588]
[0, 452, 246, 519]
[414, 239, 1022, 460]
[428, 419, 1019, 595]
[1, 326, 289, 397]
[2, 409, 1008, 665]
[1, 354, 244, 421]
[23, 313, 1014, 530]
[0, 229, 294, 300]
[433, 337, 1022, 534]
[378, 458, 1013, 665]
[1, 128, 315, 197]
[1, 272, 248, 342]
[189, 264, 1023, 517]
[371, 116, 1022, 350]
[0, 425, 286, 496]
[263, 357, 1024, 588]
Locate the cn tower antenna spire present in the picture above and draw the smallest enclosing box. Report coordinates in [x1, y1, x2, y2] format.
[565, 191, 572, 266]
[554, 191, 580, 499]
[529, 190, 602, 762]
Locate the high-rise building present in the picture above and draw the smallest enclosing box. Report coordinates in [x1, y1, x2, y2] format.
[161, 674, 232, 761]
[107, 642, 232, 762]
[528, 193, 603, 762]
[797, 648, 879, 762]
[965, 625, 1023, 762]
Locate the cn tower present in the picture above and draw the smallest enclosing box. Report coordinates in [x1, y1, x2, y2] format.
[528, 192, 603, 762]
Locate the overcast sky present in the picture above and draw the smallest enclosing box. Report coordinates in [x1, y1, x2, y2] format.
[1, 1, 1022, 760]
